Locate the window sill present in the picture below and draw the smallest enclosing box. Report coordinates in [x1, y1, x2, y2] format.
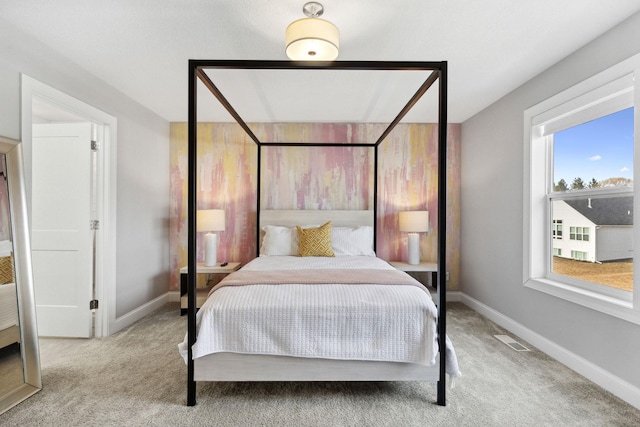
[524, 277, 640, 325]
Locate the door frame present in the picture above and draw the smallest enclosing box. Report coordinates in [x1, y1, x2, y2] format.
[21, 75, 117, 337]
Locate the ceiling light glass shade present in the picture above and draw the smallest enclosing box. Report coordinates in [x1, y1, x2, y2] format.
[285, 18, 339, 61]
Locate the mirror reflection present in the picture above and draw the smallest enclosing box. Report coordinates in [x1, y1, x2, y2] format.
[0, 152, 23, 398]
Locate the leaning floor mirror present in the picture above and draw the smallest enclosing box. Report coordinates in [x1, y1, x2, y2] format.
[0, 135, 41, 414]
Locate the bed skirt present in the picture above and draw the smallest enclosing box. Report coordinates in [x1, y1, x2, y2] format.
[194, 352, 441, 382]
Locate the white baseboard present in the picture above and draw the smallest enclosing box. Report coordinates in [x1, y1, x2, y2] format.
[167, 290, 180, 303]
[110, 292, 173, 335]
[430, 290, 462, 303]
[445, 290, 462, 302]
[461, 293, 640, 410]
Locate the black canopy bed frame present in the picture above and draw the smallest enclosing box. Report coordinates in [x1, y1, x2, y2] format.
[186, 60, 449, 406]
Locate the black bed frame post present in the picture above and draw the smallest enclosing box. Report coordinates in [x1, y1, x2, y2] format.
[187, 60, 198, 407]
[436, 62, 448, 406]
[373, 146, 378, 252]
[256, 144, 262, 257]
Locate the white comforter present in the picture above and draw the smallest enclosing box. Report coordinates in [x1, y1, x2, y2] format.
[179, 256, 450, 370]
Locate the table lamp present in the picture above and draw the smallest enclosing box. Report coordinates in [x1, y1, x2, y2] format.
[399, 211, 429, 265]
[197, 209, 225, 266]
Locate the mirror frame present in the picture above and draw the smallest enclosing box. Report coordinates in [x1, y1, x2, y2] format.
[0, 135, 41, 414]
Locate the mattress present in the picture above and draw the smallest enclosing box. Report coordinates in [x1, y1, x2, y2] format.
[180, 256, 457, 373]
[0, 282, 19, 330]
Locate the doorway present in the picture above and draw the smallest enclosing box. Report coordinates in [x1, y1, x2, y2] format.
[21, 75, 117, 338]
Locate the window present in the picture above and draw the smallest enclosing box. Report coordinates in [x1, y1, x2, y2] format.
[553, 220, 563, 239]
[571, 250, 588, 261]
[524, 54, 640, 324]
[549, 107, 633, 289]
[569, 226, 589, 242]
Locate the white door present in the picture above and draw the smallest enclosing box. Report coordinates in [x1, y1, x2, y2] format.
[32, 123, 94, 337]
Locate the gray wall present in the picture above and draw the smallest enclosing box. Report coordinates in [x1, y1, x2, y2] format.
[461, 11, 640, 391]
[0, 18, 170, 321]
[597, 227, 633, 262]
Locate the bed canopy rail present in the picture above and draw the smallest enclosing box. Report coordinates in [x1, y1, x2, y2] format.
[187, 59, 448, 406]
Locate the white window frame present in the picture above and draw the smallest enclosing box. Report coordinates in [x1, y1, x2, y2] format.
[523, 53, 640, 325]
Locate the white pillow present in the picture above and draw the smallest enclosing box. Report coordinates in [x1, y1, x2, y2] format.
[259, 224, 319, 256]
[259, 225, 297, 256]
[0, 240, 12, 257]
[331, 226, 375, 256]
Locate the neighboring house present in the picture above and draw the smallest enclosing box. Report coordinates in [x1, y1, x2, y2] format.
[553, 197, 633, 262]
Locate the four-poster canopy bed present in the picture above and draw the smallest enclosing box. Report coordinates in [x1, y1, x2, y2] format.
[181, 60, 455, 406]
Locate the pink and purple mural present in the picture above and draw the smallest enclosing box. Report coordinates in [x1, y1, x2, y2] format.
[0, 154, 10, 242]
[261, 145, 373, 210]
[169, 122, 460, 290]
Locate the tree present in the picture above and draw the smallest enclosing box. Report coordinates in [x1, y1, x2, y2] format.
[588, 178, 599, 188]
[554, 179, 568, 192]
[571, 177, 585, 190]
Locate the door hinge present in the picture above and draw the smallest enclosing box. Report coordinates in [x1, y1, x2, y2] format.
[90, 220, 100, 230]
[90, 299, 99, 310]
[91, 140, 100, 151]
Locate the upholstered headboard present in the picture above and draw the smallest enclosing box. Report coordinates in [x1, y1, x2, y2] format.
[259, 210, 374, 229]
[257, 210, 375, 256]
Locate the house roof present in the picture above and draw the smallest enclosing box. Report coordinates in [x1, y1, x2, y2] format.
[565, 197, 633, 226]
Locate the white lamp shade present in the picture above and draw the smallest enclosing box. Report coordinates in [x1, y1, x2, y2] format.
[197, 209, 225, 232]
[399, 211, 429, 233]
[286, 18, 339, 61]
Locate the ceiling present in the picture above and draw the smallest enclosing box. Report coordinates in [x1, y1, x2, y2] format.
[2, 0, 640, 124]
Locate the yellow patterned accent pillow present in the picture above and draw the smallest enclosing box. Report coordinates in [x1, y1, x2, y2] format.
[297, 221, 335, 257]
[0, 254, 14, 284]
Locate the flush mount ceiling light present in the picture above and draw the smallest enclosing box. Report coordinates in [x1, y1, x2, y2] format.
[285, 2, 339, 61]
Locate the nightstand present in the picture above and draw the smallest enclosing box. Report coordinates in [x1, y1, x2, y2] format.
[179, 262, 241, 315]
[388, 261, 438, 289]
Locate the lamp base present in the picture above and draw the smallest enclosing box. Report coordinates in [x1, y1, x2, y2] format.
[407, 233, 420, 265]
[204, 233, 218, 266]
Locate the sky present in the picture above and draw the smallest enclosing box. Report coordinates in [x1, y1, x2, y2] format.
[554, 107, 634, 186]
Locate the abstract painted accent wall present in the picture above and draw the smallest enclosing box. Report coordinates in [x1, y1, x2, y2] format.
[170, 123, 257, 290]
[169, 122, 460, 290]
[261, 145, 374, 210]
[377, 124, 461, 288]
[0, 154, 10, 242]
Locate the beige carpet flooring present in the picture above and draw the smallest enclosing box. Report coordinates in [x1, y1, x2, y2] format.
[1, 302, 639, 426]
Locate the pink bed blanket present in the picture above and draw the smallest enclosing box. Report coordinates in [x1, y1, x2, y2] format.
[209, 268, 429, 297]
